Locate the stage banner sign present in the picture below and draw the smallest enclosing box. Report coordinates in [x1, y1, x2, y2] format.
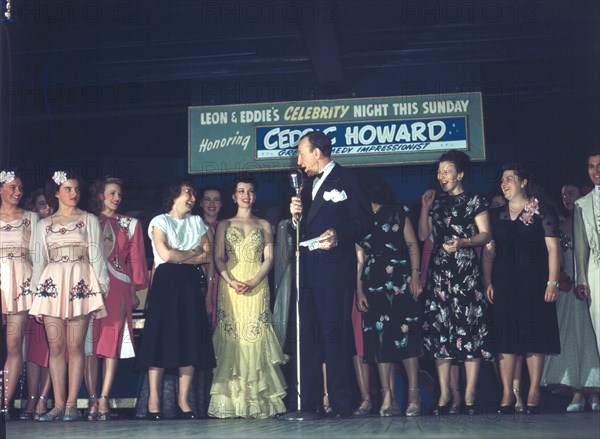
[188, 92, 485, 174]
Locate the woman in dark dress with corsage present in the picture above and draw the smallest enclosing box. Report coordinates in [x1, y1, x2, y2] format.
[355, 174, 423, 417]
[483, 163, 560, 415]
[418, 150, 493, 415]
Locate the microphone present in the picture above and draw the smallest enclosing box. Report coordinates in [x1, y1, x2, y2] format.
[289, 168, 303, 196]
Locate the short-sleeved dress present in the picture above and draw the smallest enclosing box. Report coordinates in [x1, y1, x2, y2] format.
[29, 212, 108, 320]
[0, 210, 37, 314]
[422, 192, 493, 360]
[359, 204, 422, 362]
[489, 200, 561, 354]
[136, 213, 215, 370]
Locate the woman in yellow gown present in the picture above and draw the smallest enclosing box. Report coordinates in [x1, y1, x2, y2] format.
[208, 173, 286, 419]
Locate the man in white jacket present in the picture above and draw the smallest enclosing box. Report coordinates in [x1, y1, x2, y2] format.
[574, 148, 600, 358]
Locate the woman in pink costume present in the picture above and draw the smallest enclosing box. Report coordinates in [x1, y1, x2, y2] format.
[0, 170, 38, 416]
[84, 176, 149, 420]
[29, 170, 108, 422]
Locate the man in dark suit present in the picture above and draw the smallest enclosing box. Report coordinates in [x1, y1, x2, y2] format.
[289, 130, 370, 417]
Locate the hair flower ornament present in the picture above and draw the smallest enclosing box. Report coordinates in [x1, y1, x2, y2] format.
[0, 170, 15, 184]
[52, 171, 68, 186]
[520, 197, 540, 226]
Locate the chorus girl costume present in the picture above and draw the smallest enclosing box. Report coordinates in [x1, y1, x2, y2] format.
[93, 214, 148, 359]
[0, 211, 38, 314]
[29, 212, 108, 320]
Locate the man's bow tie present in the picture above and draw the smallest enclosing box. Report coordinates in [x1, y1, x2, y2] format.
[314, 170, 324, 179]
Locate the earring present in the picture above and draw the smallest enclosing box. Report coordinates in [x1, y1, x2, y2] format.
[521, 184, 525, 188]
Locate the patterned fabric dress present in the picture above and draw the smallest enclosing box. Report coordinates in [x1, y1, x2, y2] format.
[29, 212, 108, 320]
[422, 192, 492, 361]
[359, 204, 422, 362]
[209, 226, 286, 419]
[0, 210, 37, 314]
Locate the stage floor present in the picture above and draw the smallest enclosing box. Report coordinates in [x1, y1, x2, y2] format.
[6, 411, 600, 439]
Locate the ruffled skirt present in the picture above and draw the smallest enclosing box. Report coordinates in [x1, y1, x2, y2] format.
[208, 278, 286, 419]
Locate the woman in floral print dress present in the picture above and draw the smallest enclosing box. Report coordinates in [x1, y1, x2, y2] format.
[418, 151, 492, 415]
[29, 170, 108, 421]
[355, 174, 423, 417]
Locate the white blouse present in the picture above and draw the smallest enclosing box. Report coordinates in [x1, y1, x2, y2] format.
[148, 213, 208, 268]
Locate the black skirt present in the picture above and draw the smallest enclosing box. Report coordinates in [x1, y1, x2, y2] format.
[137, 263, 216, 369]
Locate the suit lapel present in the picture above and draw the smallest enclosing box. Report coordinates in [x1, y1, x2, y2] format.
[307, 164, 340, 225]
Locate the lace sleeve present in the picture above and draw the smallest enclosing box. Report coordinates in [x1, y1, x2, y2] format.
[540, 202, 560, 238]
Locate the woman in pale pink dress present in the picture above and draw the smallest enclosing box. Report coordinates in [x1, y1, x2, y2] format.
[0, 170, 38, 416]
[21, 189, 53, 420]
[29, 170, 108, 422]
[84, 176, 149, 420]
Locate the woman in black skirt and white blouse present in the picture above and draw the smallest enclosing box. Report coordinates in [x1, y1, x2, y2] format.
[137, 181, 216, 420]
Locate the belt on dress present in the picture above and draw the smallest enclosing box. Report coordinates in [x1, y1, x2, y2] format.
[0, 246, 29, 259]
[48, 246, 88, 262]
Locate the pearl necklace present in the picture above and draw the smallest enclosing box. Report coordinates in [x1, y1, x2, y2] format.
[509, 202, 524, 212]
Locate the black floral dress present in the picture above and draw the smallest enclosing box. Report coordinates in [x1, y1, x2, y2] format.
[422, 192, 493, 360]
[360, 204, 422, 363]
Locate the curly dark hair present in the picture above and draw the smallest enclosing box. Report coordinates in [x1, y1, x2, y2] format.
[438, 150, 471, 176]
[89, 176, 123, 215]
[228, 172, 258, 195]
[163, 180, 197, 213]
[45, 170, 80, 212]
[501, 162, 545, 200]
[360, 172, 396, 205]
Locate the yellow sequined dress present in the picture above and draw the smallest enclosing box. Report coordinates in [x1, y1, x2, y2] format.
[209, 226, 287, 419]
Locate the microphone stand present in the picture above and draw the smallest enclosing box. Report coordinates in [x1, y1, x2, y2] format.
[280, 182, 312, 421]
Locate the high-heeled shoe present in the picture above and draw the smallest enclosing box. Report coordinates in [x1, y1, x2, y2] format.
[145, 411, 163, 421]
[86, 395, 98, 421]
[62, 405, 80, 422]
[352, 398, 372, 416]
[379, 388, 394, 417]
[322, 393, 333, 414]
[525, 405, 540, 415]
[405, 388, 421, 417]
[590, 396, 600, 411]
[566, 400, 585, 412]
[176, 406, 197, 420]
[20, 395, 37, 420]
[33, 396, 48, 421]
[498, 405, 515, 415]
[513, 388, 525, 413]
[97, 396, 111, 421]
[432, 402, 451, 416]
[464, 402, 479, 416]
[449, 388, 460, 415]
[38, 405, 65, 422]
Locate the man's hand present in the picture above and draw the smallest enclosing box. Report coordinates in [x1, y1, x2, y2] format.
[290, 196, 303, 219]
[319, 229, 338, 250]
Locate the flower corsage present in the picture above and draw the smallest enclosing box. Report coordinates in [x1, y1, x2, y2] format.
[520, 197, 540, 226]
